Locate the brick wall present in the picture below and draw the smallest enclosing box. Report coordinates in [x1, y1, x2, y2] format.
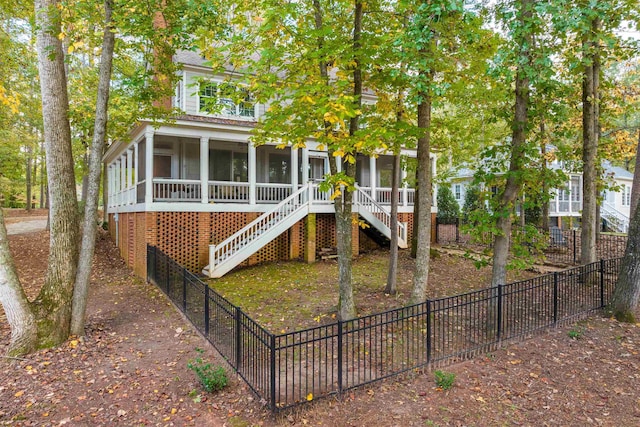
[108, 210, 422, 278]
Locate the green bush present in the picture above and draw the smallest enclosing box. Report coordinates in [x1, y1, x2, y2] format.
[187, 348, 229, 392]
[436, 185, 460, 222]
[434, 370, 456, 390]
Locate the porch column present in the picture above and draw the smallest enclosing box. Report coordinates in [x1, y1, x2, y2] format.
[126, 148, 133, 204]
[248, 142, 256, 204]
[369, 156, 377, 201]
[114, 159, 121, 206]
[291, 147, 298, 192]
[120, 155, 126, 205]
[301, 147, 309, 185]
[145, 130, 154, 204]
[200, 136, 209, 203]
[133, 142, 139, 204]
[568, 178, 573, 214]
[107, 165, 113, 207]
[336, 156, 342, 173]
[402, 168, 408, 207]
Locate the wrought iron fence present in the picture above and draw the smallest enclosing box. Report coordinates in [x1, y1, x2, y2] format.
[435, 217, 628, 265]
[147, 245, 622, 412]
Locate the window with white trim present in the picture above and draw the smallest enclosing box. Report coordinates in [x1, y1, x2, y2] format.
[622, 184, 631, 206]
[199, 81, 255, 118]
[454, 184, 461, 200]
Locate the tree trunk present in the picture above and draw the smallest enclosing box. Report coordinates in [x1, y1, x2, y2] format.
[630, 129, 640, 217]
[25, 146, 33, 211]
[409, 74, 432, 305]
[33, 0, 80, 347]
[0, 209, 38, 356]
[411, 185, 419, 258]
[312, 0, 356, 320]
[39, 139, 45, 209]
[580, 16, 599, 265]
[71, 0, 115, 336]
[610, 202, 640, 322]
[386, 153, 401, 295]
[491, 0, 532, 288]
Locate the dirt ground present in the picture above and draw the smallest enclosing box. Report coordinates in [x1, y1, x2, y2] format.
[2, 210, 640, 426]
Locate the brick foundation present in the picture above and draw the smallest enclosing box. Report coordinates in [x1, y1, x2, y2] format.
[108, 210, 424, 278]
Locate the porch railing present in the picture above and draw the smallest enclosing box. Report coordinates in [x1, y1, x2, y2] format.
[256, 183, 292, 202]
[208, 181, 249, 203]
[127, 179, 417, 207]
[153, 179, 202, 202]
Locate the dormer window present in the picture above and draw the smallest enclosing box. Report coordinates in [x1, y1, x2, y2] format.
[199, 81, 256, 118]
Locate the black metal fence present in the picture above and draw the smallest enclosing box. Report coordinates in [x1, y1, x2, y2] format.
[435, 217, 628, 265]
[147, 245, 622, 412]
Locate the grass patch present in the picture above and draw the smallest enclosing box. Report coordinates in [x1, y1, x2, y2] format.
[206, 250, 538, 332]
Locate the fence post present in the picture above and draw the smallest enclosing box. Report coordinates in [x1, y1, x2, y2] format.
[496, 285, 503, 342]
[182, 268, 187, 312]
[553, 272, 558, 325]
[426, 300, 432, 364]
[337, 320, 343, 394]
[600, 259, 605, 308]
[235, 308, 242, 370]
[573, 229, 577, 264]
[204, 285, 210, 337]
[153, 246, 157, 286]
[270, 334, 277, 411]
[456, 217, 460, 243]
[165, 253, 170, 295]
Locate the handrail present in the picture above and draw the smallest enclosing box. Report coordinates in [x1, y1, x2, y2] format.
[601, 201, 629, 232]
[210, 183, 311, 269]
[354, 185, 407, 243]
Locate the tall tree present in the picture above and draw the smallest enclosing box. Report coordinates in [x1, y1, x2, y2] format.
[70, 0, 115, 335]
[580, 11, 600, 264]
[0, 0, 220, 355]
[34, 0, 80, 348]
[239, 0, 399, 319]
[490, 0, 534, 288]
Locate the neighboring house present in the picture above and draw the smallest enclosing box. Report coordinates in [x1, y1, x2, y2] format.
[104, 51, 436, 278]
[448, 159, 633, 232]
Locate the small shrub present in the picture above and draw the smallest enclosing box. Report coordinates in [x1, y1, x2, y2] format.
[187, 348, 228, 392]
[567, 328, 583, 340]
[434, 370, 456, 390]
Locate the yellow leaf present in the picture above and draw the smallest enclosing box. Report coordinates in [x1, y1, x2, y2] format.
[67, 45, 75, 54]
[306, 393, 313, 401]
[509, 359, 522, 365]
[15, 390, 24, 397]
[330, 189, 342, 200]
[171, 408, 177, 415]
[333, 149, 345, 157]
[476, 396, 486, 403]
[69, 340, 78, 348]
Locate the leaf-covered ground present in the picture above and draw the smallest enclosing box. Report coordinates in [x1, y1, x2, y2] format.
[1, 211, 640, 426]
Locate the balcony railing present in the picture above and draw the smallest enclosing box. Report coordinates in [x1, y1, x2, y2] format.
[110, 179, 417, 208]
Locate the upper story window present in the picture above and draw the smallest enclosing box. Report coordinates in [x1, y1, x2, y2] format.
[622, 184, 631, 206]
[198, 81, 256, 118]
[174, 79, 183, 110]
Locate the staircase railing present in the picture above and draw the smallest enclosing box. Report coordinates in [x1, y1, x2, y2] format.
[206, 184, 311, 277]
[354, 185, 408, 247]
[601, 201, 629, 233]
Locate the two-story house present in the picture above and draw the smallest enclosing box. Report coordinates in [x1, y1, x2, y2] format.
[448, 159, 633, 232]
[104, 51, 436, 278]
